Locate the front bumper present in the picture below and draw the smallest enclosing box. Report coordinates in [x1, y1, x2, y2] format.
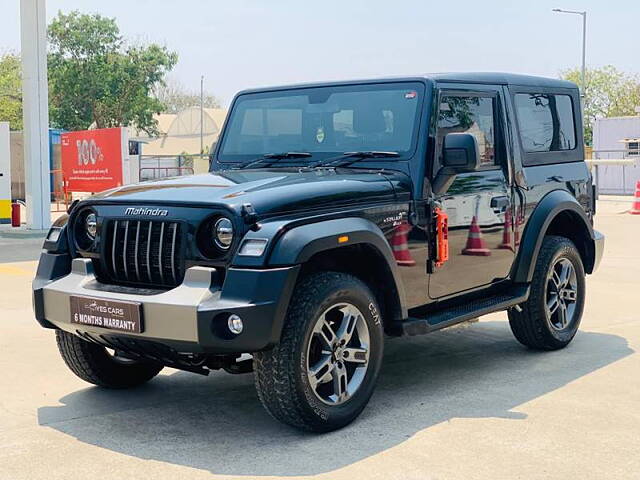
[33, 254, 299, 354]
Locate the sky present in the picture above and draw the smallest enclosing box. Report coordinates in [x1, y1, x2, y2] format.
[1, 0, 639, 105]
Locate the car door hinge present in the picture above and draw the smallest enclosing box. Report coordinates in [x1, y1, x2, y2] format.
[409, 200, 428, 227]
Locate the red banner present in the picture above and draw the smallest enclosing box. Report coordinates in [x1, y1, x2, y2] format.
[61, 127, 125, 192]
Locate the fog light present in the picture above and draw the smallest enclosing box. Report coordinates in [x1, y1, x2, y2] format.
[227, 314, 244, 335]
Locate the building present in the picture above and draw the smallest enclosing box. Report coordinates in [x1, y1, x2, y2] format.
[592, 116, 640, 195]
[130, 107, 228, 156]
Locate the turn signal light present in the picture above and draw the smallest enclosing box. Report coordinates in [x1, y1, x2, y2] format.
[238, 238, 268, 257]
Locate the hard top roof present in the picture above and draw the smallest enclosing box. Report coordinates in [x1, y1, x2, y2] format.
[428, 72, 576, 89]
[235, 72, 577, 96]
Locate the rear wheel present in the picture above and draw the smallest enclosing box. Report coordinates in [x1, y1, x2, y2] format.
[253, 272, 384, 432]
[56, 330, 163, 388]
[508, 235, 586, 350]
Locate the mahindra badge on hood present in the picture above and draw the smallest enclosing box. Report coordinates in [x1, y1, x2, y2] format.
[124, 207, 169, 216]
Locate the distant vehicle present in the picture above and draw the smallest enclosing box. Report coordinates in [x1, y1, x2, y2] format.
[34, 73, 604, 432]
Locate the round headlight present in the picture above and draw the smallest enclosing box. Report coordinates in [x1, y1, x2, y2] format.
[214, 217, 234, 250]
[85, 213, 97, 239]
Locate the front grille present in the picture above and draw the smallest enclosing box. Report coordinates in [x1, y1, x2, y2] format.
[102, 219, 184, 288]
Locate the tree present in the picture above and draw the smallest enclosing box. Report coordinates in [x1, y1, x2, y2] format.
[561, 66, 640, 145]
[47, 11, 178, 135]
[0, 53, 22, 130]
[154, 79, 222, 114]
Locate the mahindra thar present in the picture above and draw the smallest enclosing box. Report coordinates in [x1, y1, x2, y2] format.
[33, 73, 604, 432]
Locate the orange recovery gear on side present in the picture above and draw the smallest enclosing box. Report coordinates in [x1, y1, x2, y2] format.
[434, 207, 449, 268]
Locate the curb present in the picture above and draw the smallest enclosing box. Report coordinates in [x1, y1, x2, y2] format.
[0, 227, 48, 239]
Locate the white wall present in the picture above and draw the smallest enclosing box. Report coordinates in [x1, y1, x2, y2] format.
[0, 122, 11, 223]
[593, 116, 640, 194]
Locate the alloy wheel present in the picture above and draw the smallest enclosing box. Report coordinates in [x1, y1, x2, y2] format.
[306, 303, 370, 405]
[545, 257, 579, 331]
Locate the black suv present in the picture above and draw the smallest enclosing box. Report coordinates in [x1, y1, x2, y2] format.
[33, 73, 604, 432]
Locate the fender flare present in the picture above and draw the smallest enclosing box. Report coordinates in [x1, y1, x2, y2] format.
[512, 189, 596, 283]
[266, 217, 408, 318]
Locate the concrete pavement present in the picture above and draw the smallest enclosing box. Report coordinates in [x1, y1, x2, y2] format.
[0, 198, 638, 480]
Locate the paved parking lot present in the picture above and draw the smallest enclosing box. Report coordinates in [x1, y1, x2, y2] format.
[1, 198, 638, 480]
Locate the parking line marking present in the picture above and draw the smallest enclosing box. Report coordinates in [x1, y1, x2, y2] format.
[0, 265, 34, 276]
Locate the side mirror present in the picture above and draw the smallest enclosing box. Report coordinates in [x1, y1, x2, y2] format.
[432, 133, 480, 195]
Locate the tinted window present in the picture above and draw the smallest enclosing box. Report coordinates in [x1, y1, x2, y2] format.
[219, 83, 423, 161]
[515, 93, 576, 152]
[437, 96, 496, 166]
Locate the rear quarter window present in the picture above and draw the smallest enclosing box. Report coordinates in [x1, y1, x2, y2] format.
[512, 89, 583, 166]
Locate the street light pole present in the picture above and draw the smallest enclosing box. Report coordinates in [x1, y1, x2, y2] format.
[200, 75, 204, 156]
[552, 8, 587, 98]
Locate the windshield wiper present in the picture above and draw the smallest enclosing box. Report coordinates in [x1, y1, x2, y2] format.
[310, 151, 400, 168]
[239, 152, 312, 169]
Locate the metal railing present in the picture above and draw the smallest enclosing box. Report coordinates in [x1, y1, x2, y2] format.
[588, 148, 639, 196]
[138, 154, 206, 181]
[50, 168, 69, 212]
[139, 167, 195, 180]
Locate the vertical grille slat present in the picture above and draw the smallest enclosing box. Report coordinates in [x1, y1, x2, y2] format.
[104, 219, 182, 288]
[122, 220, 130, 280]
[112, 220, 118, 276]
[134, 221, 141, 281]
[146, 221, 153, 282]
[170, 223, 178, 284]
[158, 223, 165, 284]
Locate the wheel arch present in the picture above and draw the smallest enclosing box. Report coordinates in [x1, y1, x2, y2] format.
[267, 217, 408, 332]
[513, 189, 596, 283]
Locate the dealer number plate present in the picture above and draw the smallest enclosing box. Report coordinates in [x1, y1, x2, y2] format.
[70, 296, 143, 334]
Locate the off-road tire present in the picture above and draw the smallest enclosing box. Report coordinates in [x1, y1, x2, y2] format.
[508, 235, 585, 350]
[253, 272, 384, 432]
[56, 330, 163, 388]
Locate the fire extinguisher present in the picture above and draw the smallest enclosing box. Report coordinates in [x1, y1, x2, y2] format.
[11, 202, 21, 227]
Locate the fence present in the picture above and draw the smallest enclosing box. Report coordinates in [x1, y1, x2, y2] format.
[138, 154, 206, 181]
[39, 156, 201, 212]
[50, 168, 69, 212]
[588, 147, 640, 196]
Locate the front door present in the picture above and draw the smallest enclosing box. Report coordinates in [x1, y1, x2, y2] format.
[428, 85, 515, 299]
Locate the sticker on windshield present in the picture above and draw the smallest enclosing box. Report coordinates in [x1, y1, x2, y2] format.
[405, 91, 417, 99]
[316, 126, 325, 143]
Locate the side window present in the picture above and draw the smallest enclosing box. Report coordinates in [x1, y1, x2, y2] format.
[514, 93, 576, 152]
[437, 95, 496, 167]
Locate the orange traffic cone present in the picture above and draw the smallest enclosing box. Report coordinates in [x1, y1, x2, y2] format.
[462, 216, 491, 256]
[498, 209, 513, 250]
[391, 222, 416, 266]
[630, 180, 640, 215]
[514, 209, 522, 247]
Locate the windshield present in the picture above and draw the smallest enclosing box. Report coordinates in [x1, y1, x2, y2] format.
[218, 82, 425, 163]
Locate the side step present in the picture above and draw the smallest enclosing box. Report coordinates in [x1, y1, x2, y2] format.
[402, 286, 529, 336]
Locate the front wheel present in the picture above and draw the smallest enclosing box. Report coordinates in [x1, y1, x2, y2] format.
[253, 272, 384, 432]
[56, 330, 163, 388]
[508, 235, 586, 350]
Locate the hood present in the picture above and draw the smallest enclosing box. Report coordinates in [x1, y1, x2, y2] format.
[88, 169, 408, 218]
